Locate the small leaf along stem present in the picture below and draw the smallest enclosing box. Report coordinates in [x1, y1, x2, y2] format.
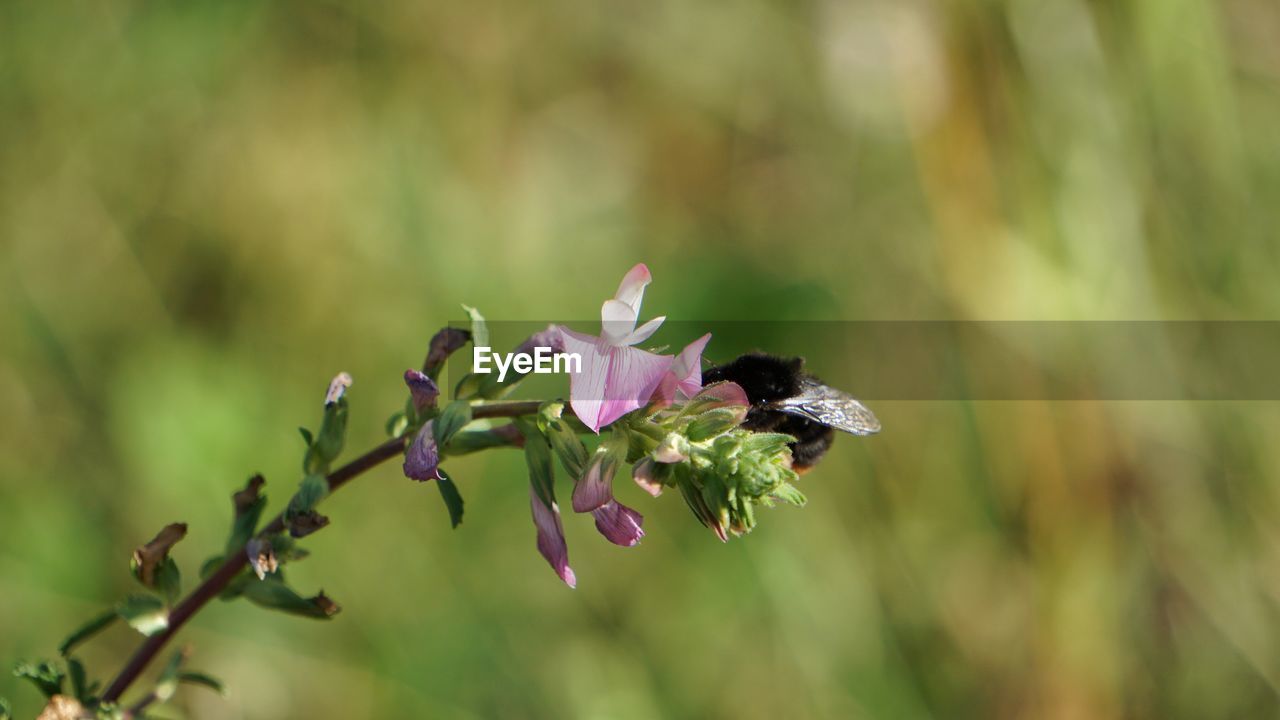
[100, 399, 580, 704]
[100, 436, 408, 703]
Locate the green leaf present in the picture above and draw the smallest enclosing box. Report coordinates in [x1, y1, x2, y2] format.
[298, 427, 313, 448]
[59, 610, 117, 657]
[154, 649, 186, 703]
[436, 471, 465, 528]
[770, 483, 807, 507]
[516, 420, 555, 508]
[741, 432, 795, 457]
[385, 411, 409, 439]
[199, 555, 222, 579]
[219, 570, 253, 601]
[453, 372, 485, 400]
[116, 595, 169, 636]
[288, 473, 329, 517]
[460, 304, 489, 349]
[304, 397, 349, 474]
[227, 475, 266, 553]
[227, 497, 265, 555]
[446, 426, 521, 455]
[243, 577, 339, 619]
[153, 557, 181, 605]
[686, 407, 748, 442]
[177, 671, 225, 695]
[433, 400, 472, 447]
[12, 660, 63, 699]
[67, 658, 87, 702]
[539, 403, 590, 480]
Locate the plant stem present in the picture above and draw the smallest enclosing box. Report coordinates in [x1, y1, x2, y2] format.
[472, 400, 591, 433]
[101, 398, 570, 704]
[471, 400, 542, 418]
[101, 436, 408, 704]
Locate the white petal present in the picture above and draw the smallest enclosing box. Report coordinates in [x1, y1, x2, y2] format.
[601, 299, 638, 345]
[622, 316, 666, 346]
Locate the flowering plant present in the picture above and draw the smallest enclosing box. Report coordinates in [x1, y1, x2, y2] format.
[7, 264, 837, 719]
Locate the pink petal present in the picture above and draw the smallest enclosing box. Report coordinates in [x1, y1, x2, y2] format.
[631, 458, 663, 497]
[591, 500, 645, 547]
[613, 263, 652, 310]
[621, 315, 666, 346]
[691, 381, 751, 411]
[530, 488, 576, 588]
[650, 334, 711, 408]
[559, 327, 613, 433]
[572, 450, 615, 513]
[672, 333, 711, 396]
[596, 345, 673, 429]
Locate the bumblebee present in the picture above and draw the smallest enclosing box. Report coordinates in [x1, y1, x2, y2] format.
[703, 353, 880, 473]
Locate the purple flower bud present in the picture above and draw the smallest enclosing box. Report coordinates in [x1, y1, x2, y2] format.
[403, 369, 440, 413]
[423, 327, 471, 374]
[403, 421, 443, 481]
[513, 324, 565, 357]
[591, 500, 645, 546]
[530, 488, 576, 588]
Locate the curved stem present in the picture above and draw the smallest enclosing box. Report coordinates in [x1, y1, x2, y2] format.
[101, 436, 408, 704]
[102, 399, 581, 703]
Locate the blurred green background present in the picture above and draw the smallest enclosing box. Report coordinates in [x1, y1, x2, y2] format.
[4, 0, 1280, 717]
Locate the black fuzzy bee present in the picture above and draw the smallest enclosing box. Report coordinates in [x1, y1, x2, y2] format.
[703, 353, 879, 473]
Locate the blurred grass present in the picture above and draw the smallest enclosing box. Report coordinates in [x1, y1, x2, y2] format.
[3, 0, 1280, 717]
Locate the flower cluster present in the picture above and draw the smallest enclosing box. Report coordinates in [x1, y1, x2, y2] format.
[398, 264, 807, 587]
[17, 264, 848, 720]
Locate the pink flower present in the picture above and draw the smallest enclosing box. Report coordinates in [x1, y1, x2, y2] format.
[560, 264, 675, 433]
[571, 438, 646, 546]
[651, 333, 712, 408]
[530, 487, 576, 588]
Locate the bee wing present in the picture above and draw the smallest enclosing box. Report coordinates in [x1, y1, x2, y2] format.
[770, 379, 881, 436]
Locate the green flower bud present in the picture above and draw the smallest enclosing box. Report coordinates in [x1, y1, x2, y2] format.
[653, 432, 691, 463]
[685, 406, 748, 442]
